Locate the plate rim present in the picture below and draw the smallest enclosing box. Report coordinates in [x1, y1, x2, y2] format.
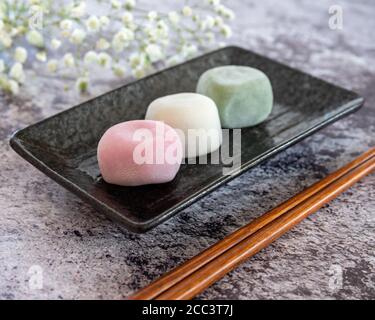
[9, 46, 365, 232]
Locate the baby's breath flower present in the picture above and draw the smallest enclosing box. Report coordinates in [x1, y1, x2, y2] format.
[181, 44, 198, 58]
[215, 16, 224, 27]
[0, 32, 12, 48]
[223, 8, 235, 20]
[100, 16, 110, 30]
[0, 74, 7, 88]
[0, 59, 5, 73]
[8, 79, 20, 95]
[207, 0, 220, 5]
[36, 51, 47, 62]
[0, 2, 6, 17]
[157, 20, 169, 38]
[112, 28, 134, 52]
[220, 24, 232, 38]
[111, 0, 121, 9]
[47, 59, 58, 73]
[144, 25, 158, 42]
[132, 66, 145, 79]
[121, 12, 133, 26]
[63, 53, 75, 68]
[0, 76, 20, 94]
[120, 28, 135, 42]
[96, 38, 110, 51]
[166, 54, 182, 66]
[86, 16, 100, 33]
[60, 19, 73, 31]
[129, 53, 144, 68]
[145, 44, 163, 63]
[112, 38, 124, 52]
[215, 4, 234, 19]
[61, 30, 70, 38]
[70, 29, 86, 44]
[98, 52, 112, 68]
[9, 63, 25, 83]
[51, 38, 62, 50]
[75, 76, 89, 93]
[71, 1, 86, 18]
[198, 22, 205, 31]
[147, 11, 158, 22]
[113, 64, 126, 77]
[30, 4, 43, 17]
[26, 30, 44, 48]
[214, 4, 225, 15]
[0, 0, 235, 95]
[14, 47, 28, 64]
[84, 51, 98, 65]
[182, 6, 193, 17]
[204, 16, 215, 29]
[125, 0, 136, 10]
[168, 11, 180, 26]
[205, 32, 215, 43]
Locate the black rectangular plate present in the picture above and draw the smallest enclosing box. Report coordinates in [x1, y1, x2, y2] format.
[10, 46, 364, 233]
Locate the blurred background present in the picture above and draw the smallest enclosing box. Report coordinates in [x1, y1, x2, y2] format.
[0, 0, 374, 300]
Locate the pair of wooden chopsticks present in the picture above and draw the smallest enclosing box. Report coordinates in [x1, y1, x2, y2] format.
[130, 147, 375, 300]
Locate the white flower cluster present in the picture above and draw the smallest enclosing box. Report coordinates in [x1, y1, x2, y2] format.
[0, 0, 234, 95]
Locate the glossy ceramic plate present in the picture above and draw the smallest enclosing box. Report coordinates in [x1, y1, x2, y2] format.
[10, 46, 364, 233]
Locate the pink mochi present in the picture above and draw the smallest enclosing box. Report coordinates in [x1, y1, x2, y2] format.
[97, 120, 183, 186]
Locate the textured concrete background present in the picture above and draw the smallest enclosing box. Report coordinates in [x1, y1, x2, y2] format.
[0, 0, 374, 299]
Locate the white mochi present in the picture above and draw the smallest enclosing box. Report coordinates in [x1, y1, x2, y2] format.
[145, 93, 222, 158]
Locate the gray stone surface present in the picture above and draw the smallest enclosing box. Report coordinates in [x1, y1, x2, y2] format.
[0, 0, 374, 300]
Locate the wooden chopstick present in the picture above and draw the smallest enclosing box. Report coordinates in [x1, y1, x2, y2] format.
[130, 148, 375, 300]
[155, 154, 375, 300]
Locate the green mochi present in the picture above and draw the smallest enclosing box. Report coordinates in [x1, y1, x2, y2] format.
[196, 65, 273, 128]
